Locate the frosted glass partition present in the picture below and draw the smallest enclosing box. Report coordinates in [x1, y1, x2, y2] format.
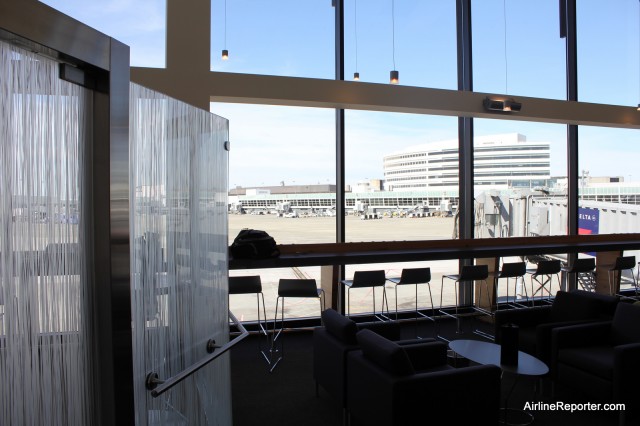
[130, 83, 230, 425]
[0, 41, 94, 424]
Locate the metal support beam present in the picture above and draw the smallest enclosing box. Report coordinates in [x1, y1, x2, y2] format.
[93, 38, 133, 425]
[565, 0, 579, 290]
[335, 0, 346, 313]
[457, 0, 474, 305]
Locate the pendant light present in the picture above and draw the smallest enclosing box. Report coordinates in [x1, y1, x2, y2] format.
[353, 0, 360, 80]
[390, 0, 399, 84]
[222, 0, 229, 60]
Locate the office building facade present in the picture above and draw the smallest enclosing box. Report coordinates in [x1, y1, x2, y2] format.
[384, 133, 550, 191]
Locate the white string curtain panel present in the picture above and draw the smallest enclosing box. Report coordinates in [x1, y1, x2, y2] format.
[0, 41, 94, 425]
[129, 83, 230, 425]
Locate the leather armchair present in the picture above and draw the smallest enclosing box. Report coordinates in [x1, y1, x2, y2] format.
[494, 290, 618, 365]
[552, 302, 640, 424]
[313, 309, 406, 415]
[346, 329, 501, 426]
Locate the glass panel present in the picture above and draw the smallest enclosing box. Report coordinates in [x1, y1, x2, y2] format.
[578, 0, 640, 105]
[344, 111, 459, 314]
[212, 103, 335, 321]
[346, 111, 459, 235]
[130, 84, 230, 424]
[473, 121, 567, 239]
[39, 0, 167, 67]
[579, 126, 640, 292]
[211, 0, 334, 78]
[1, 40, 94, 425]
[473, 121, 567, 303]
[472, 0, 566, 100]
[344, 0, 457, 88]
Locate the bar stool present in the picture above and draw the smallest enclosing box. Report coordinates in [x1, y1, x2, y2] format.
[438, 264, 490, 339]
[228, 276, 270, 364]
[494, 261, 527, 309]
[340, 270, 389, 322]
[561, 257, 596, 292]
[527, 259, 561, 305]
[606, 256, 637, 298]
[386, 267, 434, 338]
[270, 278, 325, 372]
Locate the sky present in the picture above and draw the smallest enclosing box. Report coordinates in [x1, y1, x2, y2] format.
[41, 0, 640, 187]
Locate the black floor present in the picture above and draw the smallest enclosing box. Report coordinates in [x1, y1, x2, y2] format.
[230, 316, 627, 426]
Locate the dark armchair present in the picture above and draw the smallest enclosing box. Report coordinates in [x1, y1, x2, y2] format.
[494, 290, 618, 365]
[552, 302, 640, 424]
[313, 309, 405, 417]
[346, 329, 501, 426]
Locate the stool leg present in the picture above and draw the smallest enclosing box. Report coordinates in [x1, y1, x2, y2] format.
[382, 286, 390, 320]
[395, 285, 399, 321]
[258, 292, 271, 366]
[427, 282, 436, 339]
[455, 280, 462, 334]
[522, 276, 529, 304]
[269, 297, 284, 372]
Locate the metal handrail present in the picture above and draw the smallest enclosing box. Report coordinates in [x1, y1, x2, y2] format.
[145, 310, 248, 398]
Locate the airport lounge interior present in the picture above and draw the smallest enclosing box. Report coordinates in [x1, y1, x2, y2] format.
[3, 1, 640, 425]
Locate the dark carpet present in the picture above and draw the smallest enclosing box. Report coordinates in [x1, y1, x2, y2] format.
[230, 316, 628, 426]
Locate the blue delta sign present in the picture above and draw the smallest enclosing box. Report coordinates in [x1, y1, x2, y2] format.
[578, 208, 599, 257]
[578, 208, 599, 235]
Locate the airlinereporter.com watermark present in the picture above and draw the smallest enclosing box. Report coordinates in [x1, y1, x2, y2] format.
[524, 401, 625, 413]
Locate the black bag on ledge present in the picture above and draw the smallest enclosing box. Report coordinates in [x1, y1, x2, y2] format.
[230, 228, 280, 259]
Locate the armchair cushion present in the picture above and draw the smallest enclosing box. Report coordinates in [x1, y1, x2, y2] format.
[356, 321, 401, 341]
[346, 350, 501, 426]
[321, 308, 358, 345]
[611, 303, 640, 345]
[357, 329, 414, 376]
[549, 290, 601, 322]
[400, 341, 449, 372]
[569, 290, 619, 318]
[558, 346, 615, 380]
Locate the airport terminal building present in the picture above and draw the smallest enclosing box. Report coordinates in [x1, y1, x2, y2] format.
[383, 133, 551, 191]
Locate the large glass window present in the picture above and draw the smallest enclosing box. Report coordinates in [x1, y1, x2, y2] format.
[344, 0, 457, 88]
[39, 0, 166, 68]
[579, 127, 640, 232]
[344, 111, 459, 313]
[473, 120, 567, 302]
[473, 120, 567, 238]
[210, 0, 334, 78]
[578, 0, 640, 105]
[211, 103, 335, 320]
[579, 126, 640, 293]
[473, 0, 566, 100]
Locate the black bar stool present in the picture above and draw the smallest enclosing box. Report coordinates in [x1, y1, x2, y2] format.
[228, 275, 270, 364]
[561, 257, 596, 292]
[494, 261, 527, 309]
[340, 270, 389, 322]
[527, 259, 561, 305]
[270, 278, 325, 372]
[386, 267, 434, 338]
[607, 256, 637, 298]
[438, 264, 490, 339]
